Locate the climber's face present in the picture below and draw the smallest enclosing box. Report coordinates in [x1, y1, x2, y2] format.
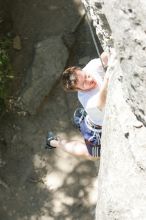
[75, 69, 97, 91]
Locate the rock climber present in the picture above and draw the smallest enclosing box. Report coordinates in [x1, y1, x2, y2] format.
[46, 51, 110, 160]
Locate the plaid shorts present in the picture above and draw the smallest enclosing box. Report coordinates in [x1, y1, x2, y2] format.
[73, 108, 102, 157]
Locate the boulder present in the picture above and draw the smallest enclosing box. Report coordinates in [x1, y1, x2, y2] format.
[19, 36, 68, 114]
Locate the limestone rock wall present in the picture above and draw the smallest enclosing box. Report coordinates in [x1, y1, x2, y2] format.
[82, 0, 146, 219]
[82, 0, 113, 50]
[103, 0, 146, 127]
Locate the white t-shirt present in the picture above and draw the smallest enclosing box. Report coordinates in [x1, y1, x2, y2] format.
[78, 58, 105, 126]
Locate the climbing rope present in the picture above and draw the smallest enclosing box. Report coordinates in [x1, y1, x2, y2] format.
[82, 2, 106, 72]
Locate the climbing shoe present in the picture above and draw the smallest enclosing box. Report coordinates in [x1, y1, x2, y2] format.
[45, 131, 57, 150]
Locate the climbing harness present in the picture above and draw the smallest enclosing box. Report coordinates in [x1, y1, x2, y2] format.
[82, 1, 106, 72]
[85, 115, 102, 147]
[73, 108, 102, 157]
[72, 107, 87, 129]
[85, 115, 102, 130]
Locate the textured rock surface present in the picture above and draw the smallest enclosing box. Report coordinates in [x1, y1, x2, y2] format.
[97, 58, 146, 220]
[19, 36, 68, 114]
[83, 0, 146, 219]
[103, 0, 146, 127]
[82, 0, 113, 50]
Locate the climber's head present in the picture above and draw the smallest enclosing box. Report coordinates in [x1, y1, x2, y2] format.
[61, 66, 97, 92]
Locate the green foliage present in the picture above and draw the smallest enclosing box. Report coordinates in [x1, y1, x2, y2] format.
[0, 37, 13, 114]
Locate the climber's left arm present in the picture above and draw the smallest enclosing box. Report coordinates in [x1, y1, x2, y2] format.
[97, 49, 116, 110]
[97, 75, 109, 110]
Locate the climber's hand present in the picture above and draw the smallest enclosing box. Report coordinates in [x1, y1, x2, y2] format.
[101, 51, 109, 67]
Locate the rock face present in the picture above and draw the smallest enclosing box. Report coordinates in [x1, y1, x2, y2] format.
[82, 0, 146, 219]
[82, 0, 113, 50]
[19, 36, 68, 114]
[103, 0, 146, 127]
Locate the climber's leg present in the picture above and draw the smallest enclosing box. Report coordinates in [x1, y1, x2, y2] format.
[49, 138, 91, 158]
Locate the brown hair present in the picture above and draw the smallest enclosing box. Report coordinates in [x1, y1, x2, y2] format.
[61, 66, 81, 91]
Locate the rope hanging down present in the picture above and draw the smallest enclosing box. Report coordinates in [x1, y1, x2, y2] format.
[82, 4, 106, 72]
